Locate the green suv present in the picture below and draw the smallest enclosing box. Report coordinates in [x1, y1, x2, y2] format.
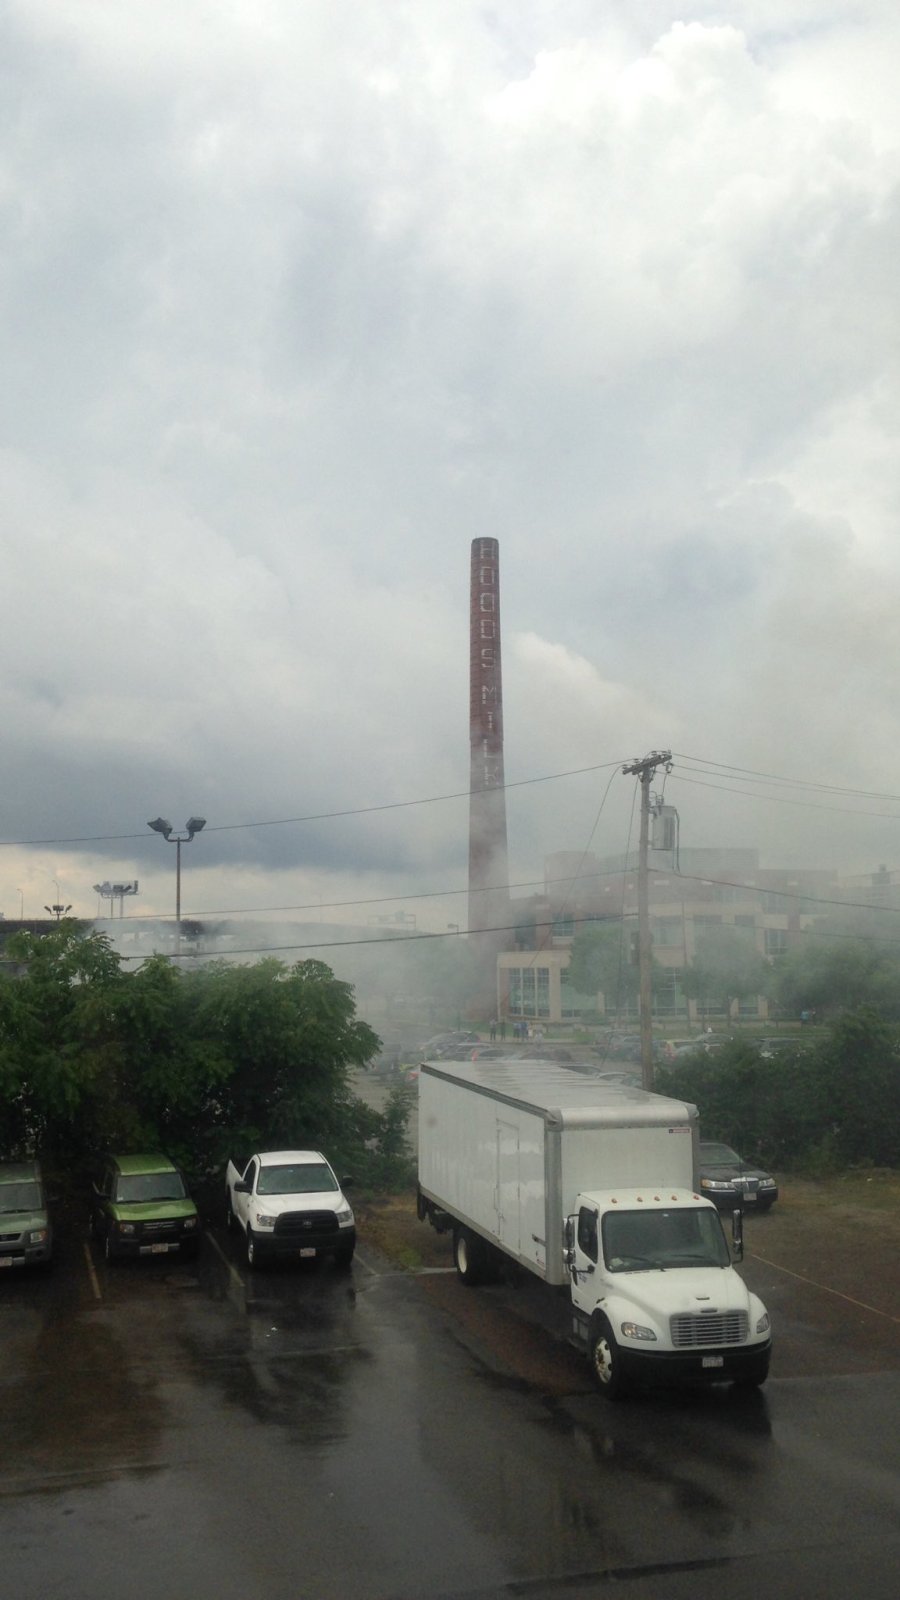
[91, 1153, 200, 1261]
[0, 1159, 53, 1268]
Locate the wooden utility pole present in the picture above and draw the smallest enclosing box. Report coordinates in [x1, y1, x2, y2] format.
[622, 751, 672, 1090]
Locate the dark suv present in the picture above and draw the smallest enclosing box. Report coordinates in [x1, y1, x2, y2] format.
[91, 1153, 200, 1261]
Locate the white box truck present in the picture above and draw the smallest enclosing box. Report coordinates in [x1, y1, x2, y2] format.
[417, 1058, 771, 1399]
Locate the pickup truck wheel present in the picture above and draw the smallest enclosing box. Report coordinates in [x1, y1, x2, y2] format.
[590, 1319, 629, 1400]
[246, 1229, 260, 1270]
[225, 1201, 235, 1234]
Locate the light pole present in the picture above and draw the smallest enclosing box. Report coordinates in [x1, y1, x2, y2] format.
[147, 816, 206, 949]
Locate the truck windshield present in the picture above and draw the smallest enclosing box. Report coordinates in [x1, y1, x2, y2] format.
[0, 1182, 42, 1212]
[116, 1173, 187, 1203]
[257, 1163, 337, 1195]
[602, 1208, 730, 1272]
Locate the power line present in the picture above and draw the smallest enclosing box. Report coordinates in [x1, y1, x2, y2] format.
[0, 758, 626, 850]
[672, 772, 900, 820]
[673, 752, 900, 803]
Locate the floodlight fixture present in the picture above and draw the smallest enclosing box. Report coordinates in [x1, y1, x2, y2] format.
[147, 814, 208, 951]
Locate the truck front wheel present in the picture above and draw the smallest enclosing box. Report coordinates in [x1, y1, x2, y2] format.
[590, 1319, 630, 1400]
[246, 1229, 261, 1270]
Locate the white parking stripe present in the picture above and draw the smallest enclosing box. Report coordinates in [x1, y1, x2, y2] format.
[82, 1240, 101, 1301]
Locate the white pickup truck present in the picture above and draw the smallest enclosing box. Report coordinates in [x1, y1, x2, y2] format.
[224, 1149, 356, 1269]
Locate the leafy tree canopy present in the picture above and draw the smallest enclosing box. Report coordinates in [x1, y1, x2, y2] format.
[0, 926, 398, 1186]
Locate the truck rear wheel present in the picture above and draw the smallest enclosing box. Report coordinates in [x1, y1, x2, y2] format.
[590, 1318, 630, 1400]
[453, 1227, 487, 1286]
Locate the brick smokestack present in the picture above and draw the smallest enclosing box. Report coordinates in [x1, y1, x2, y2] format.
[468, 537, 510, 941]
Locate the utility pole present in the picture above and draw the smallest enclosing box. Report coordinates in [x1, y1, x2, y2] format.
[622, 750, 673, 1090]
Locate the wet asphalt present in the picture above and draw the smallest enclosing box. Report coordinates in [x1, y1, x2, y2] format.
[1, 1201, 899, 1600]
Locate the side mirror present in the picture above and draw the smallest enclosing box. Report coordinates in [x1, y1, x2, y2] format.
[233, 1179, 250, 1195]
[732, 1207, 744, 1261]
[340, 1176, 353, 1188]
[563, 1214, 576, 1268]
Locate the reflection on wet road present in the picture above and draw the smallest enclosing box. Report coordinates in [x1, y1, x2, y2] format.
[1, 1223, 898, 1600]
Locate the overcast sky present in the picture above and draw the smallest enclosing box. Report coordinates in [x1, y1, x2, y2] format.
[1, 0, 899, 937]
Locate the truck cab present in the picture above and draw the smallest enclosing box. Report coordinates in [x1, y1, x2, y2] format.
[566, 1188, 771, 1396]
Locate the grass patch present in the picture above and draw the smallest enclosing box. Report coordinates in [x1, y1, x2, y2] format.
[358, 1191, 453, 1270]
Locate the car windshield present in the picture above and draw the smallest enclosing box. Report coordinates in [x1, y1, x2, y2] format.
[701, 1144, 742, 1164]
[257, 1163, 337, 1196]
[0, 1181, 42, 1213]
[116, 1172, 187, 1202]
[603, 1207, 731, 1272]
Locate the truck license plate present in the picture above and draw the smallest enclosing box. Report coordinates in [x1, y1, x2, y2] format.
[0, 1256, 14, 1268]
[299, 1247, 316, 1257]
[150, 1243, 171, 1254]
[702, 1355, 724, 1368]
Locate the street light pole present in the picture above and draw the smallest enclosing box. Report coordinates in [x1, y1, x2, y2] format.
[147, 816, 206, 952]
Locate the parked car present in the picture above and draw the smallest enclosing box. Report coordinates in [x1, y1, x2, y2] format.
[420, 1031, 479, 1056]
[90, 1153, 201, 1261]
[0, 1159, 53, 1269]
[758, 1038, 804, 1060]
[698, 1142, 779, 1212]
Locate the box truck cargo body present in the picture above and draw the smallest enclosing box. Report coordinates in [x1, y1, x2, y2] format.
[417, 1059, 772, 1398]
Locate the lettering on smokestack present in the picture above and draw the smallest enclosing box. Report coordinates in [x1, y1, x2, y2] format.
[469, 538, 510, 937]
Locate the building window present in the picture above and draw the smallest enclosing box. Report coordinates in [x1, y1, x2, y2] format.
[652, 919, 683, 947]
[764, 928, 788, 956]
[507, 965, 551, 1017]
[652, 968, 685, 1018]
[551, 916, 575, 938]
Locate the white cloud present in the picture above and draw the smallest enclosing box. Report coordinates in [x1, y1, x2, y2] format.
[0, 1, 898, 928]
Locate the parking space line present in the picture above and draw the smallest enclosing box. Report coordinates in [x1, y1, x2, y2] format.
[205, 1229, 246, 1291]
[82, 1241, 102, 1301]
[749, 1249, 900, 1323]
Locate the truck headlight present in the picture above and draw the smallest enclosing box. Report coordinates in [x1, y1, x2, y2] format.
[620, 1321, 657, 1342]
[336, 1204, 354, 1226]
[118, 1222, 136, 1235]
[254, 1212, 277, 1228]
[756, 1311, 770, 1334]
[760, 1179, 776, 1189]
[183, 1216, 198, 1230]
[28, 1228, 48, 1245]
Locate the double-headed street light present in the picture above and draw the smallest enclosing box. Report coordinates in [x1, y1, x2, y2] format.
[147, 816, 206, 948]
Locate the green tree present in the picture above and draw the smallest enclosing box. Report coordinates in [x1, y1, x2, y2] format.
[0, 927, 390, 1183]
[775, 939, 900, 1020]
[0, 922, 124, 1158]
[567, 922, 639, 1013]
[682, 930, 771, 1021]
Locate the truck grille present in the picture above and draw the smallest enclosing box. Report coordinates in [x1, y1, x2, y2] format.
[670, 1311, 749, 1348]
[140, 1219, 179, 1236]
[275, 1210, 338, 1237]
